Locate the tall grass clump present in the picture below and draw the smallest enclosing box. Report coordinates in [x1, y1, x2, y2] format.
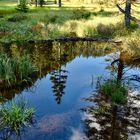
[96, 23, 115, 37]
[48, 24, 69, 39]
[101, 80, 128, 105]
[0, 99, 35, 134]
[84, 25, 97, 37]
[124, 35, 140, 57]
[0, 53, 37, 87]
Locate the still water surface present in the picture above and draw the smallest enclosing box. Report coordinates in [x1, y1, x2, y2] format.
[1, 42, 140, 140]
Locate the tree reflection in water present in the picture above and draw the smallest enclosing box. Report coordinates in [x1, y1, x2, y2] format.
[82, 52, 140, 140]
[50, 43, 68, 104]
[50, 68, 68, 104]
[83, 91, 140, 140]
[0, 41, 116, 102]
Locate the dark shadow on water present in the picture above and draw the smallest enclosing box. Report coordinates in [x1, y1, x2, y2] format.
[82, 52, 140, 140]
[82, 93, 140, 140]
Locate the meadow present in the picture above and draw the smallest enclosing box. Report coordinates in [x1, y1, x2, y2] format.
[0, 0, 140, 55]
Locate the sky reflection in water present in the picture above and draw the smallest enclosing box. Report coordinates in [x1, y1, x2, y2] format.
[1, 42, 140, 140]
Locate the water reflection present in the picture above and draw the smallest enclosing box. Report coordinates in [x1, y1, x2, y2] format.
[82, 52, 140, 140]
[0, 41, 116, 102]
[50, 68, 68, 104]
[83, 91, 140, 140]
[0, 41, 140, 140]
[107, 52, 140, 88]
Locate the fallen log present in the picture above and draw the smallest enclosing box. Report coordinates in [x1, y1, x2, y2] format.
[25, 37, 122, 44]
[0, 37, 123, 46]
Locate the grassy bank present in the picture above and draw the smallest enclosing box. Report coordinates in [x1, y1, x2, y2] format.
[0, 8, 136, 41]
[0, 2, 140, 56]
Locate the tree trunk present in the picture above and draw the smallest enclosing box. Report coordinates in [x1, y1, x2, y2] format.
[58, 0, 61, 7]
[39, 0, 44, 7]
[35, 0, 37, 7]
[117, 59, 124, 82]
[54, 0, 57, 4]
[125, 0, 131, 27]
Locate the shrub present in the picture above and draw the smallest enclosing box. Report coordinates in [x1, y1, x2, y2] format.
[0, 99, 35, 134]
[101, 80, 128, 105]
[16, 0, 28, 13]
[96, 23, 115, 37]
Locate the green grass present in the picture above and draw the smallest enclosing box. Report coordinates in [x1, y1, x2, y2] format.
[0, 1, 140, 57]
[0, 7, 138, 43]
[0, 99, 35, 134]
[0, 53, 37, 87]
[101, 80, 128, 105]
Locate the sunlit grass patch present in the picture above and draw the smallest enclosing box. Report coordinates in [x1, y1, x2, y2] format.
[0, 4, 139, 43]
[124, 36, 140, 57]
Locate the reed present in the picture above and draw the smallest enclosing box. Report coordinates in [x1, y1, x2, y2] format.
[0, 53, 37, 87]
[101, 80, 128, 105]
[0, 99, 35, 134]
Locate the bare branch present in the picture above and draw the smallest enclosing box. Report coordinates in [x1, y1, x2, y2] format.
[116, 4, 125, 14]
[116, 4, 140, 23]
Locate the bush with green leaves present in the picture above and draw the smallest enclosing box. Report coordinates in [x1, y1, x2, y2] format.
[0, 99, 35, 134]
[16, 0, 28, 13]
[101, 80, 128, 105]
[0, 53, 37, 87]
